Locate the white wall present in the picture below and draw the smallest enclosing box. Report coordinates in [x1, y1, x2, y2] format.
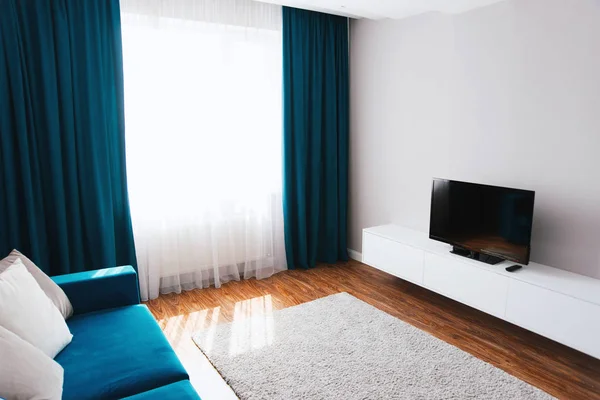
[349, 0, 600, 278]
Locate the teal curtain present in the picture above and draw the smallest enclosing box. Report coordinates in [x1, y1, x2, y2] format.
[0, 0, 137, 275]
[282, 7, 349, 269]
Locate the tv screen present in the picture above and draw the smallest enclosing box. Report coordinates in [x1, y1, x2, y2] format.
[429, 179, 535, 264]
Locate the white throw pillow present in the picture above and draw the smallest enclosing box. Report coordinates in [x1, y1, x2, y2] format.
[0, 249, 73, 319]
[0, 259, 73, 358]
[0, 324, 64, 400]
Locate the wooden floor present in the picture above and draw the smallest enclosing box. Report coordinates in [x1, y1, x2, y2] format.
[145, 260, 600, 400]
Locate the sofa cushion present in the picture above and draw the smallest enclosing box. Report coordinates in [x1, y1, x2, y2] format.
[122, 380, 201, 400]
[0, 324, 64, 400]
[1, 249, 73, 319]
[0, 260, 72, 358]
[55, 304, 188, 399]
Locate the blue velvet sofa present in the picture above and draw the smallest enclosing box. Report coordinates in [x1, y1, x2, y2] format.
[51, 266, 200, 399]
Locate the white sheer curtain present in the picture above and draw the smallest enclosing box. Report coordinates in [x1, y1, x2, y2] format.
[120, 0, 286, 301]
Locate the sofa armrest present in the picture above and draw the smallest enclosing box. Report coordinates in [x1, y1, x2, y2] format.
[52, 266, 140, 315]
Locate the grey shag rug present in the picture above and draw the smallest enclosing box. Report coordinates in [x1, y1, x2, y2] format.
[193, 292, 553, 400]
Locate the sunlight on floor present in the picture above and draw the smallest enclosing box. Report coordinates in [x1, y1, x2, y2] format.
[228, 294, 274, 356]
[153, 294, 276, 357]
[198, 307, 221, 354]
[158, 307, 221, 350]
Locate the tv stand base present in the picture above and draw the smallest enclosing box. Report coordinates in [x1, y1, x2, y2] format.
[450, 246, 504, 265]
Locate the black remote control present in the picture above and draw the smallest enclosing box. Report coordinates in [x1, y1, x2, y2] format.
[506, 265, 522, 272]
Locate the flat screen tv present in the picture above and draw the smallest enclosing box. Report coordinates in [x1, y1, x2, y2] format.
[429, 179, 535, 265]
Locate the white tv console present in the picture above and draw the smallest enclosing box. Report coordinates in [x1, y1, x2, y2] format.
[361, 224, 600, 359]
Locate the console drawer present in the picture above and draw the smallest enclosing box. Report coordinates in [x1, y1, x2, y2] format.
[506, 279, 600, 359]
[363, 232, 424, 285]
[423, 253, 509, 318]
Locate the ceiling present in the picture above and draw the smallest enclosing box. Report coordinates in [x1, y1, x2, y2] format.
[257, 0, 507, 19]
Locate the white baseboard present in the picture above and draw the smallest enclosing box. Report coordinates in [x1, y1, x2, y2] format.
[347, 248, 362, 262]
